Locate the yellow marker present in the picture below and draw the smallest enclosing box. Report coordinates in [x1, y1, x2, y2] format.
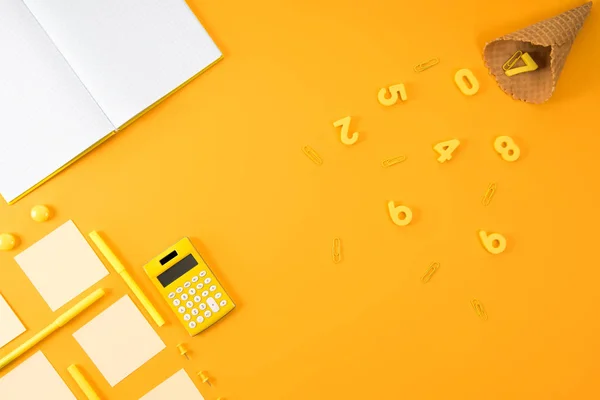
[479, 230, 507, 255]
[333, 116, 359, 145]
[414, 57, 439, 72]
[0, 233, 17, 251]
[433, 139, 460, 163]
[381, 155, 406, 168]
[197, 371, 212, 387]
[31, 205, 51, 222]
[454, 69, 479, 96]
[377, 83, 407, 106]
[481, 183, 497, 206]
[0, 289, 105, 371]
[332, 237, 342, 264]
[67, 364, 100, 400]
[494, 136, 520, 162]
[471, 299, 488, 320]
[505, 52, 538, 77]
[301, 145, 323, 165]
[89, 231, 165, 327]
[388, 201, 413, 226]
[421, 262, 440, 283]
[177, 343, 190, 360]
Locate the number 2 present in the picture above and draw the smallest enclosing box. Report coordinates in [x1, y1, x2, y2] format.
[434, 139, 460, 163]
[333, 116, 359, 145]
[494, 136, 520, 162]
[378, 84, 407, 106]
[479, 230, 506, 255]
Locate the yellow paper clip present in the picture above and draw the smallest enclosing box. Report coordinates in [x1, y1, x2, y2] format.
[504, 52, 538, 77]
[381, 155, 407, 168]
[302, 145, 323, 165]
[502, 51, 523, 71]
[481, 183, 497, 206]
[471, 299, 488, 320]
[414, 58, 440, 72]
[421, 262, 439, 283]
[332, 237, 342, 264]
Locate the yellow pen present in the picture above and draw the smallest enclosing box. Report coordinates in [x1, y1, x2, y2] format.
[89, 231, 165, 327]
[0, 289, 105, 371]
[68, 364, 100, 400]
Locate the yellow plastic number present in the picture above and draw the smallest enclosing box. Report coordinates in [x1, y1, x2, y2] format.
[333, 116, 359, 145]
[494, 136, 520, 162]
[377, 84, 407, 106]
[454, 69, 479, 96]
[505, 53, 538, 77]
[433, 139, 460, 163]
[388, 201, 413, 226]
[479, 230, 506, 255]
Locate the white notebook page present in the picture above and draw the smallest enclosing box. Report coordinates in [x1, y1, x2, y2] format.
[23, 0, 223, 128]
[0, 0, 115, 204]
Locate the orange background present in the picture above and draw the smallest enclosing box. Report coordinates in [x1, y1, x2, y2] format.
[1, 0, 599, 399]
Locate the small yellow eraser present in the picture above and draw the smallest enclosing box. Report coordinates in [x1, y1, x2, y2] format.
[494, 136, 520, 162]
[378, 84, 407, 106]
[31, 205, 51, 222]
[479, 230, 507, 255]
[0, 233, 17, 251]
[333, 116, 359, 145]
[388, 201, 413, 226]
[454, 69, 479, 96]
[433, 139, 460, 163]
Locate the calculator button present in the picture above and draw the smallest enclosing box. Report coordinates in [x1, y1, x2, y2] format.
[184, 314, 191, 321]
[201, 290, 209, 297]
[204, 311, 212, 318]
[168, 292, 176, 299]
[206, 297, 220, 313]
[204, 278, 212, 284]
[176, 287, 183, 294]
[173, 299, 181, 307]
[199, 271, 207, 277]
[184, 282, 191, 288]
[196, 316, 204, 323]
[181, 294, 189, 301]
[196, 283, 204, 290]
[194, 296, 202, 303]
[178, 306, 186, 314]
[191, 276, 199, 283]
[215, 293, 222, 299]
[209, 285, 217, 292]
[199, 303, 207, 311]
[219, 300, 227, 307]
[189, 321, 197, 329]
[188, 288, 196, 296]
[186, 301, 194, 308]
[192, 309, 199, 316]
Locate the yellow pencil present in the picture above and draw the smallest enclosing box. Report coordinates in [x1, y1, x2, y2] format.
[0, 289, 105, 371]
[89, 231, 165, 327]
[68, 364, 100, 400]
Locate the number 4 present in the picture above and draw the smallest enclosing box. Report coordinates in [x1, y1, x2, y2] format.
[434, 139, 460, 163]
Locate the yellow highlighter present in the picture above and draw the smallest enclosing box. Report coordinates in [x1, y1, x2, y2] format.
[68, 364, 100, 400]
[89, 231, 165, 327]
[0, 289, 105, 371]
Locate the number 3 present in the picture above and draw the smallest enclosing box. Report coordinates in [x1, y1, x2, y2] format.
[479, 230, 506, 255]
[388, 201, 413, 226]
[433, 139, 460, 163]
[378, 84, 407, 106]
[494, 136, 520, 162]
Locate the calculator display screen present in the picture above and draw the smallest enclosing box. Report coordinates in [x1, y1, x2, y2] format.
[157, 254, 198, 287]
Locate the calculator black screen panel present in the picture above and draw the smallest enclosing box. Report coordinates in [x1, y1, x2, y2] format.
[157, 254, 198, 287]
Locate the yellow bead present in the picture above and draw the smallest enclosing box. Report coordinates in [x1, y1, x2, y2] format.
[0, 233, 17, 251]
[31, 205, 51, 222]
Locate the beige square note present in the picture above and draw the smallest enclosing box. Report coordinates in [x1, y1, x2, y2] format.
[140, 369, 204, 400]
[73, 296, 166, 387]
[14, 220, 108, 311]
[0, 294, 26, 349]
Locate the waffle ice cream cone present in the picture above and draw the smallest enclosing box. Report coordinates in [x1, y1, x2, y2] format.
[483, 2, 592, 104]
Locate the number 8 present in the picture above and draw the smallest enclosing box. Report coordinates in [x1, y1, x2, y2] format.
[494, 136, 520, 162]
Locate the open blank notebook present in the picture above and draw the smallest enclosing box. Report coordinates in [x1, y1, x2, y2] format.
[0, 0, 222, 204]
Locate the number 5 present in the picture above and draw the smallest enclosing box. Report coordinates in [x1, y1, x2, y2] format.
[378, 84, 407, 106]
[479, 230, 506, 255]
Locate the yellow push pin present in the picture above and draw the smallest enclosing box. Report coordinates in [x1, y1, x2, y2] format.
[177, 343, 190, 360]
[0, 233, 17, 251]
[197, 371, 212, 387]
[31, 205, 51, 222]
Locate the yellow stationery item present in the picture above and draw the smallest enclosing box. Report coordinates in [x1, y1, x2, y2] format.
[301, 146, 323, 165]
[433, 139, 460, 163]
[197, 371, 212, 387]
[30, 205, 51, 222]
[481, 183, 497, 206]
[333, 116, 359, 145]
[502, 51, 523, 71]
[494, 136, 520, 162]
[479, 230, 507, 255]
[0, 288, 105, 371]
[0, 233, 17, 251]
[381, 155, 407, 167]
[388, 201, 413, 226]
[414, 57, 439, 72]
[332, 237, 342, 264]
[177, 343, 190, 360]
[143, 238, 235, 336]
[454, 69, 479, 96]
[377, 83, 407, 106]
[67, 364, 100, 400]
[471, 299, 488, 320]
[504, 52, 538, 77]
[421, 262, 440, 283]
[89, 231, 165, 327]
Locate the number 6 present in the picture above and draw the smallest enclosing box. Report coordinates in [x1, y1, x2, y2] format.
[388, 201, 413, 226]
[479, 230, 506, 255]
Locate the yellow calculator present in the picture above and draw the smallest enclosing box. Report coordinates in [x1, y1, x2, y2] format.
[143, 238, 235, 336]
